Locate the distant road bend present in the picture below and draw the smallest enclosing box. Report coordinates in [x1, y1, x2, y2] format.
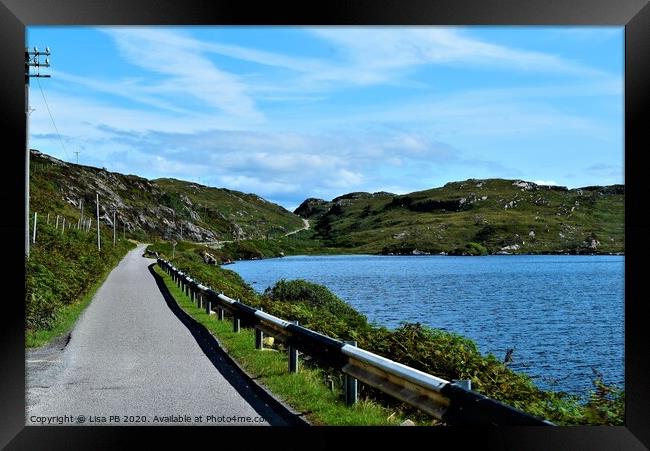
[26, 244, 298, 426]
[284, 218, 309, 237]
[202, 218, 309, 248]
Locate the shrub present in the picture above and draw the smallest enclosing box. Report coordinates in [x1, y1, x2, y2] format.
[264, 279, 369, 331]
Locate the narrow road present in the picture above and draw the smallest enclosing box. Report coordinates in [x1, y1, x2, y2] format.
[284, 218, 310, 237]
[201, 218, 309, 248]
[26, 244, 293, 426]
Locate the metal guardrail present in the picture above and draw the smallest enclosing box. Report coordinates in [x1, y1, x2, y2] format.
[157, 258, 554, 426]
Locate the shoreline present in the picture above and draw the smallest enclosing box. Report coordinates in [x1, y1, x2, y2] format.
[228, 250, 625, 264]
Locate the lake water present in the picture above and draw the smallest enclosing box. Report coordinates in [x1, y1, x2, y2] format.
[228, 255, 624, 397]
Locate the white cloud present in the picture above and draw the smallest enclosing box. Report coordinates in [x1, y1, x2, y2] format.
[101, 28, 264, 121]
[306, 27, 607, 84]
[216, 174, 300, 195]
[533, 179, 559, 186]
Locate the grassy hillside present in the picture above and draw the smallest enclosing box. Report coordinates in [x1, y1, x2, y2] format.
[296, 179, 624, 255]
[30, 149, 304, 243]
[153, 178, 300, 239]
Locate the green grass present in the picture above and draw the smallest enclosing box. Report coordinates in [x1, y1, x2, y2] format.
[26, 261, 115, 348]
[154, 264, 407, 426]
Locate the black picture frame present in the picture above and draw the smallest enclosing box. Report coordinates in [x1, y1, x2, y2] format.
[1, 0, 648, 449]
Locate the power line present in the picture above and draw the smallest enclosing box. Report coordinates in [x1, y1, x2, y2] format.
[36, 77, 70, 161]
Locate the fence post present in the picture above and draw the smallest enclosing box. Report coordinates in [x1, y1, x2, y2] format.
[233, 315, 240, 333]
[32, 212, 37, 244]
[255, 308, 264, 350]
[344, 340, 358, 406]
[289, 320, 299, 373]
[205, 296, 211, 315]
[218, 307, 224, 321]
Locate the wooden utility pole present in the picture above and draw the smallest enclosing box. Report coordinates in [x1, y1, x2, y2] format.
[96, 193, 101, 251]
[25, 45, 51, 258]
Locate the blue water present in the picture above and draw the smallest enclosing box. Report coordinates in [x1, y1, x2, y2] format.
[229, 255, 624, 397]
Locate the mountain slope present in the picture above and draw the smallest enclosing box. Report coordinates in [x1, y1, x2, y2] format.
[29, 150, 303, 242]
[294, 179, 624, 255]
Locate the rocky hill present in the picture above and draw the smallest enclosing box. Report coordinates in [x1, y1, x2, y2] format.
[29, 150, 304, 242]
[294, 179, 624, 255]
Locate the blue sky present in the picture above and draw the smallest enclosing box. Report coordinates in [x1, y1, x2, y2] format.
[27, 26, 623, 211]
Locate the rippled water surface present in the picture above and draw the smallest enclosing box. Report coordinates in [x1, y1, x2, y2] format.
[229, 255, 624, 396]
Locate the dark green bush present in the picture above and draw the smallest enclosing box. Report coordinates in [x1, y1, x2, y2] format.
[264, 279, 369, 331]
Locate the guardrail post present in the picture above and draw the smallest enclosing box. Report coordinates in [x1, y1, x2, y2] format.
[255, 309, 264, 350]
[218, 307, 224, 321]
[205, 297, 211, 315]
[289, 320, 299, 373]
[344, 341, 358, 406]
[233, 315, 240, 333]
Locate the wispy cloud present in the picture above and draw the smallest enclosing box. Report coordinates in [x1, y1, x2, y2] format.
[101, 28, 264, 121]
[306, 28, 608, 83]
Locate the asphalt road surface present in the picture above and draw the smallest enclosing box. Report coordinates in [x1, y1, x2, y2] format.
[26, 244, 294, 426]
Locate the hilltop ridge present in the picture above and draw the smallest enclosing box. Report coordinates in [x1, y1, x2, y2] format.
[294, 178, 624, 255]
